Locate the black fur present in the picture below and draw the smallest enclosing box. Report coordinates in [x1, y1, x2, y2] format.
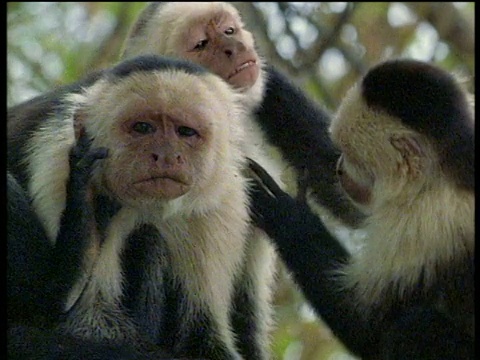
[107, 55, 207, 82]
[7, 172, 54, 326]
[7, 325, 177, 360]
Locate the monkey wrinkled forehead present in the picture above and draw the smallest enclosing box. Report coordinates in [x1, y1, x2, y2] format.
[131, 2, 242, 38]
[154, 2, 242, 22]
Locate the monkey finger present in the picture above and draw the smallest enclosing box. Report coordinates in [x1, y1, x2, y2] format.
[70, 132, 93, 160]
[74, 147, 108, 171]
[247, 158, 286, 198]
[88, 147, 109, 161]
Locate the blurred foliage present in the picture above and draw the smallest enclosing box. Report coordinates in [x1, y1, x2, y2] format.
[7, 2, 475, 360]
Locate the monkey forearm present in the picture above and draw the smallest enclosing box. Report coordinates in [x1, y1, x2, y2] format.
[255, 66, 363, 227]
[250, 187, 378, 355]
[52, 134, 108, 298]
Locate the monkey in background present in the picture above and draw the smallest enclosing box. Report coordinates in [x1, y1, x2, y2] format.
[8, 55, 275, 359]
[248, 59, 474, 359]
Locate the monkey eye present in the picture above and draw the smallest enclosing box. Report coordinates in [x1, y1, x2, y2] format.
[194, 39, 208, 50]
[132, 121, 156, 135]
[177, 126, 198, 137]
[225, 27, 235, 35]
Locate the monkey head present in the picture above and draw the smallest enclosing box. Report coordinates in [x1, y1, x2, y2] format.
[330, 59, 474, 213]
[123, 2, 262, 92]
[73, 57, 248, 212]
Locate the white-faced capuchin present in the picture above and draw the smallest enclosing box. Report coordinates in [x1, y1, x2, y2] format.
[8, 55, 273, 360]
[248, 59, 474, 359]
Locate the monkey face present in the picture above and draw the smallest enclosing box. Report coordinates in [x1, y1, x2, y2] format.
[78, 70, 244, 208]
[330, 82, 423, 210]
[122, 2, 265, 106]
[115, 112, 202, 200]
[178, 7, 261, 90]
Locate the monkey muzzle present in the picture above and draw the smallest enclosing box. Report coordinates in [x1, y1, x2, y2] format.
[336, 154, 372, 205]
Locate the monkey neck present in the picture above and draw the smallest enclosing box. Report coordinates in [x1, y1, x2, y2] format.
[239, 67, 266, 111]
[342, 180, 474, 309]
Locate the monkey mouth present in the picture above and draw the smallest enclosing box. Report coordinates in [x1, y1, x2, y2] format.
[336, 154, 372, 205]
[133, 175, 191, 198]
[134, 175, 190, 186]
[228, 60, 257, 79]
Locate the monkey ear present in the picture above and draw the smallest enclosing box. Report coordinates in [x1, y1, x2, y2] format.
[390, 135, 425, 178]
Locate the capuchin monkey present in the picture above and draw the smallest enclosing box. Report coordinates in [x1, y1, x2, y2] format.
[248, 59, 474, 359]
[7, 55, 275, 359]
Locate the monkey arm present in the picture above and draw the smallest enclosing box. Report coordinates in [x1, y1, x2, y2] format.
[255, 66, 364, 228]
[50, 131, 108, 308]
[245, 163, 369, 357]
[248, 159, 377, 352]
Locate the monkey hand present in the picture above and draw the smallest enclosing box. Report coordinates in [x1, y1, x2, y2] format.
[247, 158, 318, 239]
[69, 129, 108, 191]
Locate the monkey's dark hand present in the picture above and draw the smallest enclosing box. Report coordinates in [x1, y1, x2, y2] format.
[247, 158, 321, 240]
[69, 128, 108, 192]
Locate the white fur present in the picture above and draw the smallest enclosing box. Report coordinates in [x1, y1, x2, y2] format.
[26, 114, 75, 242]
